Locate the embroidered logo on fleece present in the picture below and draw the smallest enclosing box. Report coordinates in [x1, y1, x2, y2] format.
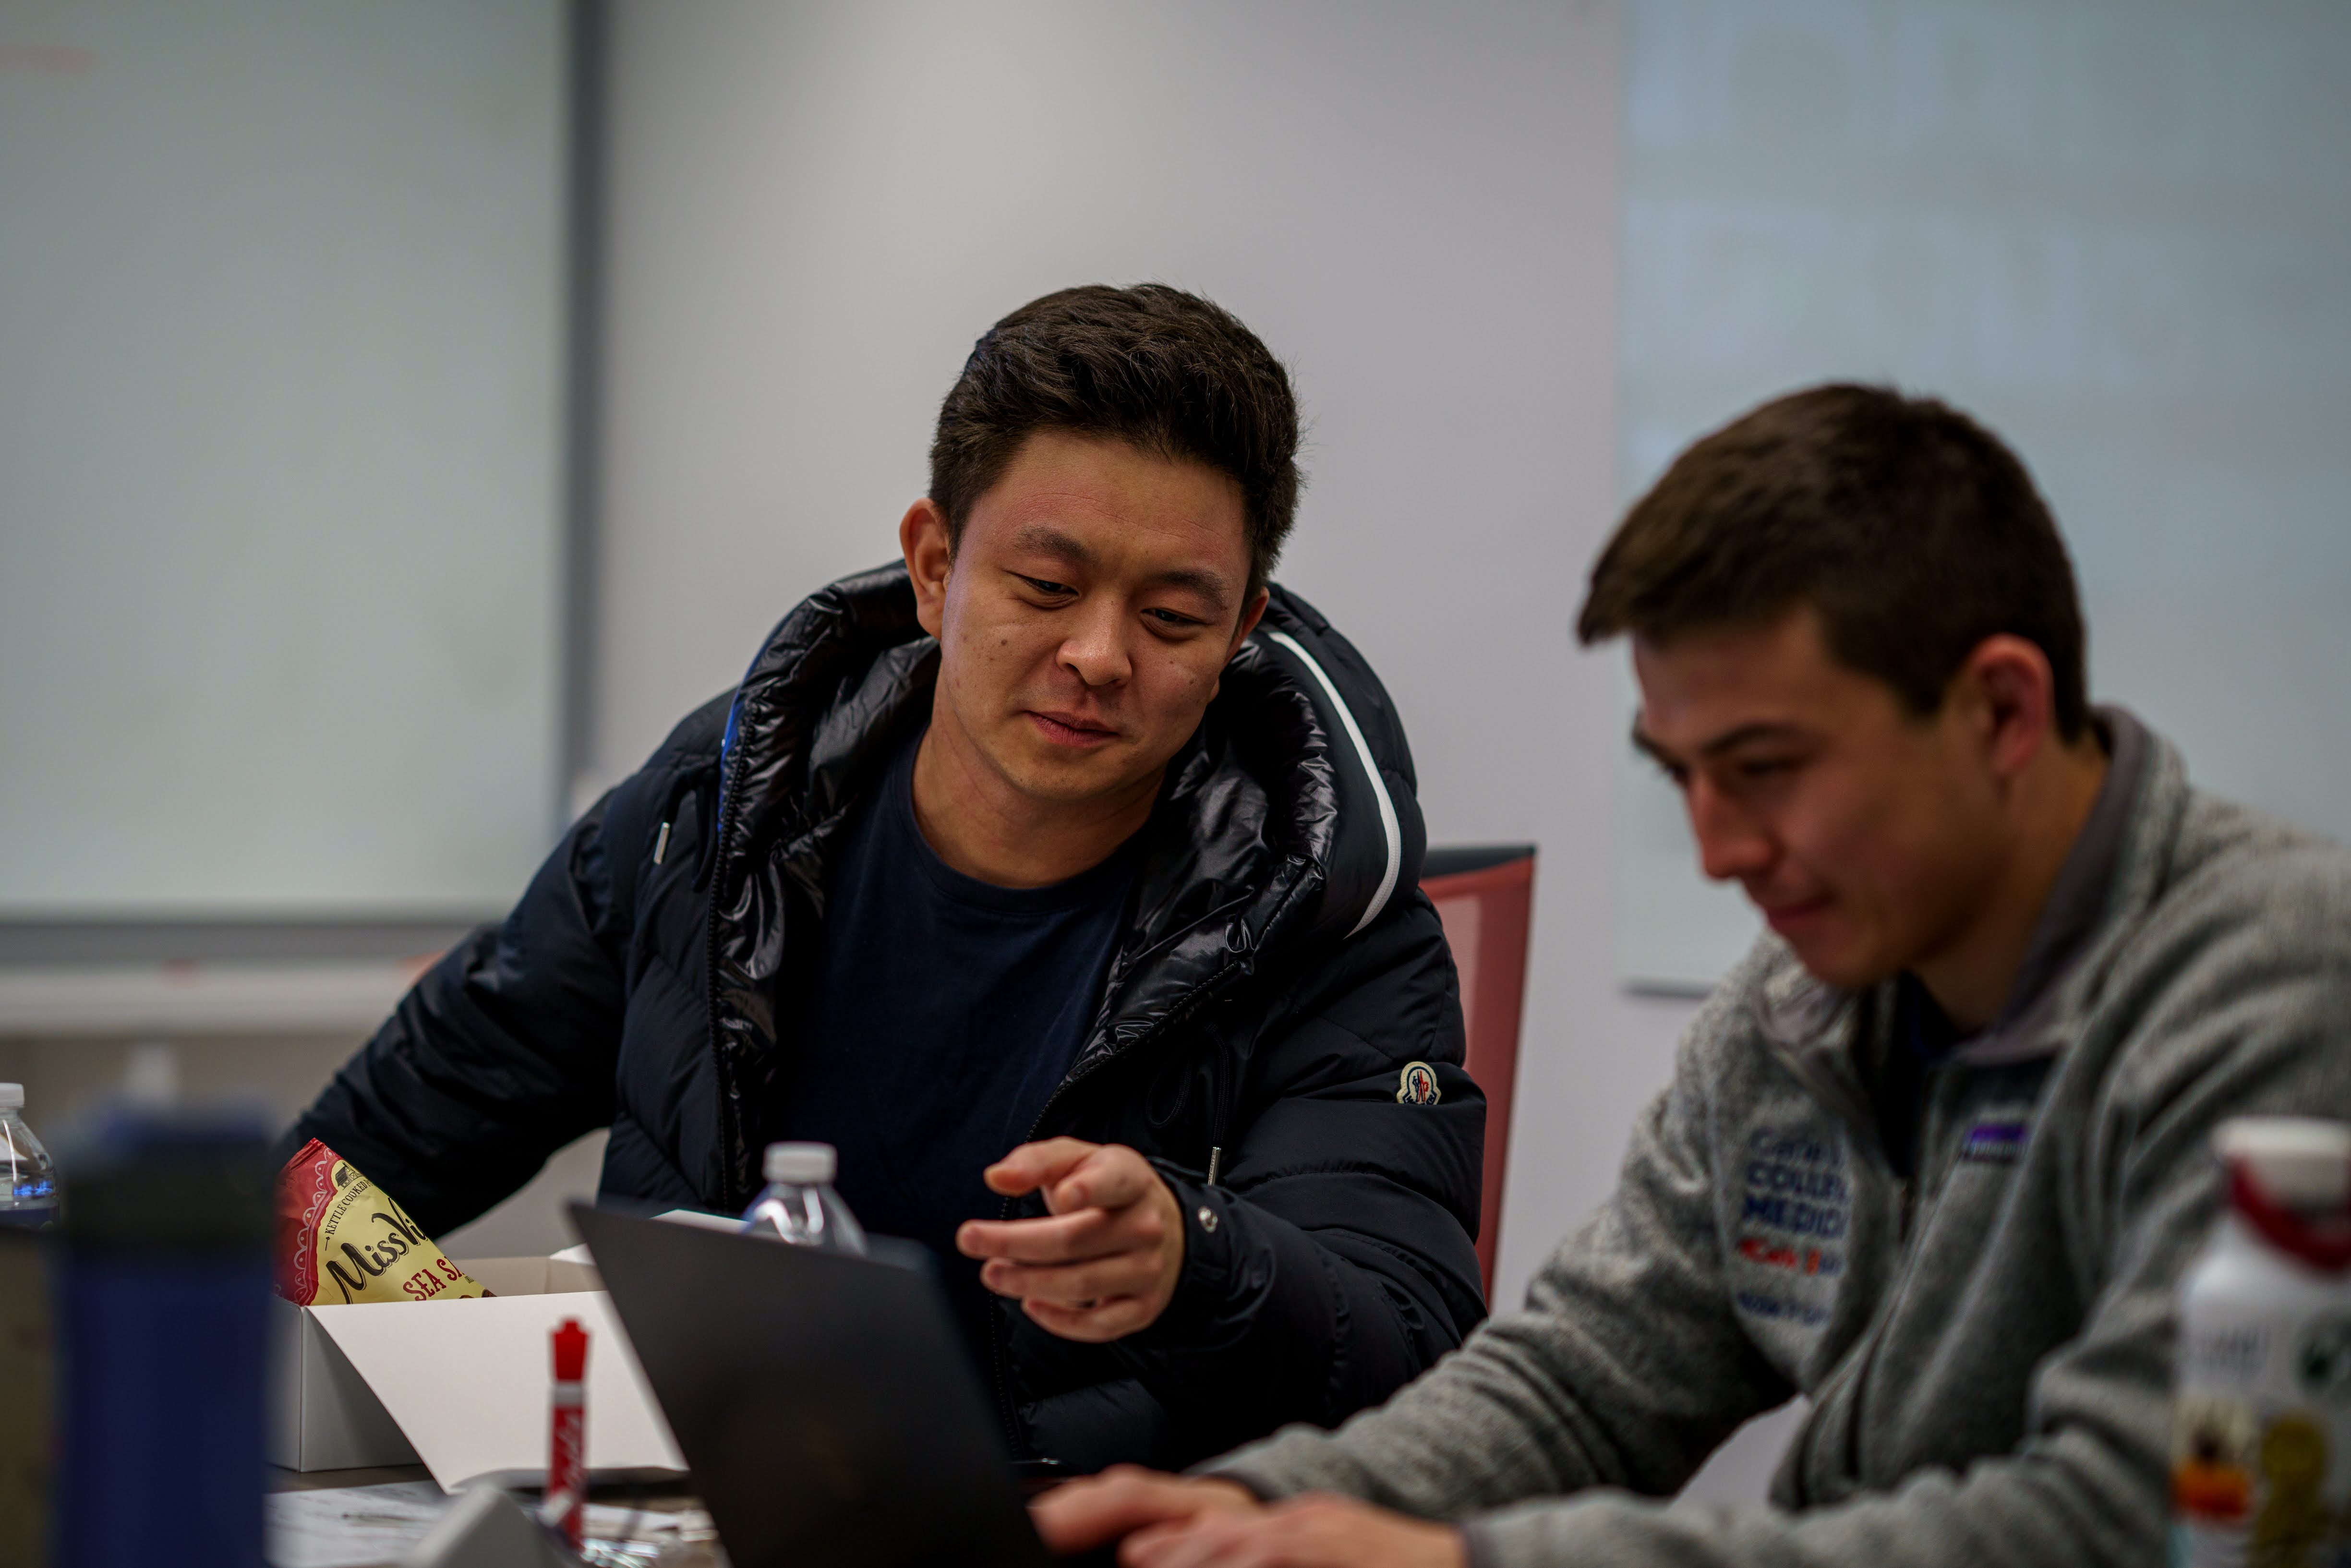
[1733, 1126, 1850, 1329]
[1396, 1062, 1441, 1105]
[1960, 1117, 2031, 1165]
[1738, 1128, 1851, 1241]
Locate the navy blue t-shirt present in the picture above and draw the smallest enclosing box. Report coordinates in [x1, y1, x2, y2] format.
[780, 728, 1139, 1359]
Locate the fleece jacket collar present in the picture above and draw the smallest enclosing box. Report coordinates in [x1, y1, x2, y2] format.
[1950, 703, 2151, 1067]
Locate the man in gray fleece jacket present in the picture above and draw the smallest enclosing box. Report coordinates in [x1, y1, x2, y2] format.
[1033, 384, 2351, 1568]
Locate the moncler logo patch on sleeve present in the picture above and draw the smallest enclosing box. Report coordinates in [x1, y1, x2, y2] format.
[1397, 1061, 1441, 1105]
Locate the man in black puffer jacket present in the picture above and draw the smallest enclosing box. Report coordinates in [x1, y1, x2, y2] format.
[287, 284, 1485, 1472]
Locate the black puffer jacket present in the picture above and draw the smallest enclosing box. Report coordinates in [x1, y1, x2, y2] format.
[290, 564, 1486, 1470]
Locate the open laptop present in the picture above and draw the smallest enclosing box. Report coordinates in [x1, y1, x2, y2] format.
[570, 1203, 1102, 1568]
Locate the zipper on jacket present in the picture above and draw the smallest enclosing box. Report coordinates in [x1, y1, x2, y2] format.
[1835, 1069, 1959, 1487]
[702, 720, 752, 1211]
[983, 1048, 1139, 1456]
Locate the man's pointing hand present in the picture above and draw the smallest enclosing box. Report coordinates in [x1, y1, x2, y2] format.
[956, 1137, 1186, 1342]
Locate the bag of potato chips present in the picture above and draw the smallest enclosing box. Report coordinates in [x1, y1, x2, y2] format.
[276, 1138, 486, 1305]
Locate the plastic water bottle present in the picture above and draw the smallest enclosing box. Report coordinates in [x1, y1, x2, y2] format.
[740, 1142, 868, 1253]
[0, 1084, 59, 1230]
[2171, 1116, 2351, 1567]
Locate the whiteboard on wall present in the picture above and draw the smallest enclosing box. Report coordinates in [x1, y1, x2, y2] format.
[1615, 0, 2351, 992]
[0, 0, 568, 919]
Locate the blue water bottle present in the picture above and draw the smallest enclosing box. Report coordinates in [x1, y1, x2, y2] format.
[51, 1104, 275, 1568]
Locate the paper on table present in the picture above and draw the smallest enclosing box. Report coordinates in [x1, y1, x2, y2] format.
[307, 1291, 685, 1491]
[265, 1481, 701, 1568]
[265, 1481, 447, 1568]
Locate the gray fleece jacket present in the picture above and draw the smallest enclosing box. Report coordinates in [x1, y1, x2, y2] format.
[1204, 711, 2351, 1566]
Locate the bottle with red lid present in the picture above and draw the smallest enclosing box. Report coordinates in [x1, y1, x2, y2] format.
[2172, 1117, 2351, 1567]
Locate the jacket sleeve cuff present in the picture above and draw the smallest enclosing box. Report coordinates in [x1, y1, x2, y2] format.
[1142, 1162, 1252, 1339]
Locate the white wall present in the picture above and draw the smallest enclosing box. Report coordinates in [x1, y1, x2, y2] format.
[0, 0, 567, 918]
[593, 0, 1698, 1313]
[1615, 0, 2351, 992]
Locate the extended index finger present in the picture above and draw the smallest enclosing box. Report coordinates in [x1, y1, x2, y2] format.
[1044, 1142, 1157, 1213]
[985, 1136, 1100, 1196]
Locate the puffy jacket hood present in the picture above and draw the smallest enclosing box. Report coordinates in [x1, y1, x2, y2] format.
[705, 563, 1428, 1198]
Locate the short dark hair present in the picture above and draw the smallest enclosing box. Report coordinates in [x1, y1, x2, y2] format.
[929, 284, 1302, 595]
[1577, 384, 2090, 741]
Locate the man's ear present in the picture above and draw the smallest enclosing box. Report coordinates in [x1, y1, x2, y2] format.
[1228, 586, 1271, 658]
[1208, 587, 1272, 703]
[1957, 634, 2057, 781]
[901, 498, 953, 639]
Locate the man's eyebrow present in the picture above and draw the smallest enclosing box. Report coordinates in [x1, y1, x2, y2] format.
[1630, 719, 1808, 765]
[1629, 721, 1678, 769]
[1011, 524, 1095, 566]
[1008, 525, 1234, 609]
[1698, 721, 1809, 757]
[1145, 564, 1233, 608]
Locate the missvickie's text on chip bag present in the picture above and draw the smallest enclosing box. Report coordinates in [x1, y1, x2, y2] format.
[276, 1138, 487, 1305]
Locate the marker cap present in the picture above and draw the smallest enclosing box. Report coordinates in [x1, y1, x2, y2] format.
[551, 1316, 588, 1383]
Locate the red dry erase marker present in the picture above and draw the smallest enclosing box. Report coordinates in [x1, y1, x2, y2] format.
[546, 1317, 589, 1549]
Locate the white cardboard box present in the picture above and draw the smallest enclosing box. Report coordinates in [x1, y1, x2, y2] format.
[268, 1254, 686, 1490]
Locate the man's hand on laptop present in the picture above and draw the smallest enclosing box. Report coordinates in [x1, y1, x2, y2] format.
[1031, 1467, 1467, 1568]
[957, 1137, 1185, 1341]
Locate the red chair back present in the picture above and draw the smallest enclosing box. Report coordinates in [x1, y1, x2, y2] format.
[1420, 845, 1536, 1300]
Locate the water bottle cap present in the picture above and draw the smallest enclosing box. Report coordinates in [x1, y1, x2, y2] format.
[2217, 1117, 2351, 1211]
[0, 1084, 21, 1110]
[764, 1141, 836, 1184]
